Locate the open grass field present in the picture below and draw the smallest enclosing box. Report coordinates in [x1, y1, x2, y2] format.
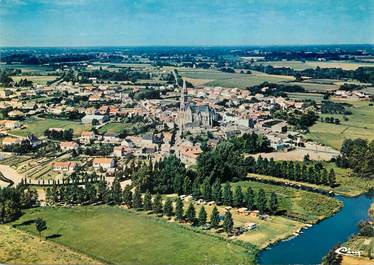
[12, 206, 256, 265]
[252, 60, 374, 70]
[98, 122, 147, 135]
[11, 75, 59, 85]
[0, 225, 101, 265]
[174, 68, 294, 88]
[231, 180, 341, 223]
[10, 118, 91, 137]
[287, 92, 325, 103]
[308, 100, 374, 150]
[290, 81, 339, 92]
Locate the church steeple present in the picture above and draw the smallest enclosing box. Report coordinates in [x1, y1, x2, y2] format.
[180, 79, 187, 110]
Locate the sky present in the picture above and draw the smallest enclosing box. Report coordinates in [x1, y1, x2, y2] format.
[0, 0, 373, 47]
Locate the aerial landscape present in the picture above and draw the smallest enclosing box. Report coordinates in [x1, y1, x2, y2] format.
[0, 0, 373, 265]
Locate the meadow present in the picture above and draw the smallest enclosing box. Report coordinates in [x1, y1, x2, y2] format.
[11, 75, 59, 85]
[10, 118, 91, 138]
[0, 225, 101, 265]
[252, 60, 374, 71]
[11, 206, 256, 265]
[308, 100, 374, 149]
[174, 68, 293, 88]
[287, 92, 325, 103]
[230, 180, 341, 223]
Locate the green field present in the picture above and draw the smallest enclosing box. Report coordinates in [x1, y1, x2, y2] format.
[11, 206, 256, 265]
[97, 122, 145, 135]
[287, 92, 325, 103]
[175, 68, 293, 88]
[290, 81, 339, 92]
[0, 64, 55, 73]
[308, 100, 374, 149]
[231, 180, 341, 223]
[10, 118, 91, 137]
[11, 75, 59, 85]
[252, 60, 374, 71]
[0, 225, 101, 265]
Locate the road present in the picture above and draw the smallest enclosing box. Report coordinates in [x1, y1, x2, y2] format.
[0, 165, 24, 187]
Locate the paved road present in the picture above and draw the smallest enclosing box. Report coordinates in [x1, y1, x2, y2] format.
[0, 165, 24, 186]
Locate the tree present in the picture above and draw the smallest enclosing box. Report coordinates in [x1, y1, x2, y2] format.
[185, 202, 196, 224]
[223, 211, 234, 234]
[201, 177, 211, 201]
[269, 192, 278, 214]
[122, 186, 132, 207]
[163, 198, 173, 217]
[233, 186, 243, 207]
[153, 193, 163, 215]
[175, 197, 184, 221]
[257, 188, 267, 214]
[245, 187, 255, 210]
[322, 245, 342, 265]
[211, 179, 222, 204]
[35, 218, 47, 238]
[132, 187, 142, 209]
[143, 190, 153, 211]
[97, 180, 109, 202]
[198, 206, 207, 226]
[111, 179, 122, 204]
[192, 178, 201, 198]
[223, 182, 232, 206]
[328, 169, 336, 187]
[210, 206, 220, 228]
[182, 176, 191, 195]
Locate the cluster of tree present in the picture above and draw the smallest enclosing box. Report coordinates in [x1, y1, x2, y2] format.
[339, 83, 363, 91]
[321, 101, 351, 115]
[130, 89, 161, 100]
[82, 144, 113, 156]
[15, 78, 33, 87]
[0, 70, 14, 87]
[322, 245, 343, 265]
[0, 185, 38, 223]
[219, 67, 235, 73]
[1, 53, 96, 65]
[272, 109, 318, 130]
[2, 141, 33, 154]
[336, 139, 374, 178]
[358, 220, 374, 237]
[80, 68, 150, 83]
[248, 82, 305, 97]
[247, 156, 337, 187]
[132, 156, 187, 194]
[321, 117, 340, 124]
[229, 132, 272, 154]
[44, 129, 73, 141]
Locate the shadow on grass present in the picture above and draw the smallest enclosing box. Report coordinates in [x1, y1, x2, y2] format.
[46, 233, 62, 239]
[12, 219, 36, 227]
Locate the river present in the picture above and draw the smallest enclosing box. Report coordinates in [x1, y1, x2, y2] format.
[258, 193, 373, 265]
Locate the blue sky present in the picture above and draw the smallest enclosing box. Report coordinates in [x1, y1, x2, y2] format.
[0, 0, 373, 46]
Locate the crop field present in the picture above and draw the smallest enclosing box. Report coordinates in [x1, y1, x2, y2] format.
[230, 180, 341, 223]
[11, 206, 256, 265]
[175, 68, 293, 88]
[11, 75, 59, 85]
[252, 60, 374, 70]
[287, 92, 325, 103]
[290, 81, 339, 92]
[10, 118, 91, 138]
[0, 225, 101, 265]
[308, 100, 374, 149]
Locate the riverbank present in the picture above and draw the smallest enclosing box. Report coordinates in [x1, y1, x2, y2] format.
[258, 194, 373, 264]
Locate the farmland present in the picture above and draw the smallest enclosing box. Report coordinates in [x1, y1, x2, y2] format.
[308, 100, 374, 149]
[174, 68, 294, 88]
[0, 225, 101, 265]
[10, 118, 91, 138]
[11, 75, 59, 85]
[252, 60, 374, 71]
[11, 206, 256, 265]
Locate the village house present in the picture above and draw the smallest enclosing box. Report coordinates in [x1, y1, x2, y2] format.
[52, 161, 77, 173]
[0, 120, 21, 130]
[176, 142, 202, 165]
[80, 131, 96, 144]
[93, 157, 115, 170]
[60, 141, 79, 151]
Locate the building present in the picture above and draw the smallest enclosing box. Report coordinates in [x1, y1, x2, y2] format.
[52, 161, 77, 173]
[60, 141, 79, 151]
[176, 141, 202, 165]
[179, 80, 216, 130]
[80, 131, 95, 144]
[93, 157, 115, 170]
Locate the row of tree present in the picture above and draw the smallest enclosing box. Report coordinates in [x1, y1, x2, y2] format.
[44, 128, 73, 141]
[247, 156, 337, 187]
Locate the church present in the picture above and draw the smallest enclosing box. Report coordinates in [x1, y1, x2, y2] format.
[178, 80, 216, 129]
